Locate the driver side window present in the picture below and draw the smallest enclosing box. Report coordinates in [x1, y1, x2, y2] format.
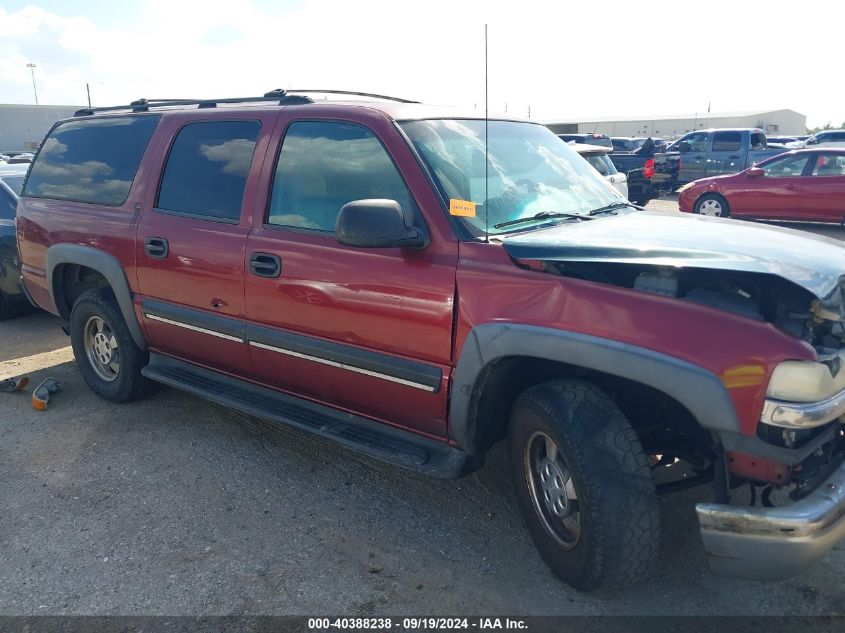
[267, 121, 417, 232]
[684, 132, 708, 152]
[762, 155, 810, 177]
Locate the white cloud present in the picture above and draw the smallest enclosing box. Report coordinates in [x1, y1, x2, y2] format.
[0, 0, 843, 127]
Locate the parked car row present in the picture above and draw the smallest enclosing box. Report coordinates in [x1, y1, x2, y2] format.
[562, 136, 678, 205]
[0, 152, 35, 164]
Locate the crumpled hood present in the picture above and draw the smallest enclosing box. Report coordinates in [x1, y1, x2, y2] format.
[503, 211, 845, 303]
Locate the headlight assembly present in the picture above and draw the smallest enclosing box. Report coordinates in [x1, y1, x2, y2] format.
[766, 360, 845, 403]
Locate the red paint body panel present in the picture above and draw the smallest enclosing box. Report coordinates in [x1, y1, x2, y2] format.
[454, 241, 813, 437]
[679, 148, 845, 221]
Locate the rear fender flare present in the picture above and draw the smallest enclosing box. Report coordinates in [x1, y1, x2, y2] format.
[46, 244, 146, 349]
[449, 323, 739, 453]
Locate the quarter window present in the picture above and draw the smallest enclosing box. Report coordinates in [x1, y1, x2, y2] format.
[157, 120, 260, 221]
[267, 121, 416, 232]
[22, 115, 160, 205]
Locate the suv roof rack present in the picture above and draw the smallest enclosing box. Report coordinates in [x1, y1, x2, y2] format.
[283, 89, 419, 104]
[73, 88, 418, 117]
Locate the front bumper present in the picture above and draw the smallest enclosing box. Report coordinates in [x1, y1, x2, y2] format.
[697, 458, 845, 580]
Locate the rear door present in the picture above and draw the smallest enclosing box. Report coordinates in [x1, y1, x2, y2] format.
[135, 112, 273, 375]
[797, 153, 845, 221]
[243, 113, 457, 438]
[706, 131, 744, 176]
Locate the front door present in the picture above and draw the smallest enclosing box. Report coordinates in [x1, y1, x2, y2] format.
[135, 114, 271, 375]
[729, 153, 810, 219]
[244, 117, 457, 438]
[678, 132, 709, 182]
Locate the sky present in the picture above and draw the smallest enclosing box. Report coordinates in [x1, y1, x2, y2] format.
[0, 0, 843, 128]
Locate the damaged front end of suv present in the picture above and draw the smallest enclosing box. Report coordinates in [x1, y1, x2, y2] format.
[504, 211, 845, 579]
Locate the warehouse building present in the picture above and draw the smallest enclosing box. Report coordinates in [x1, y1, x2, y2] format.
[0, 104, 82, 153]
[546, 109, 807, 139]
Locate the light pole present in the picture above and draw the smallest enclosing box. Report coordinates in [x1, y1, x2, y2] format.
[26, 63, 38, 105]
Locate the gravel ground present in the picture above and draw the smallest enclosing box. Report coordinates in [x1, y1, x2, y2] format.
[1, 207, 844, 616]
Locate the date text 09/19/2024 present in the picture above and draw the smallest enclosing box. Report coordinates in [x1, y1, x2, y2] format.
[307, 618, 529, 630]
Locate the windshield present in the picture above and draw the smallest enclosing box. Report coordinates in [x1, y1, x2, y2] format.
[400, 119, 624, 236]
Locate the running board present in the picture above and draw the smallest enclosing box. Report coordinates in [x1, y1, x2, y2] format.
[142, 353, 480, 479]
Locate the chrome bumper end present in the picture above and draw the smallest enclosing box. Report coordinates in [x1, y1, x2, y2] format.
[761, 390, 845, 429]
[696, 459, 845, 580]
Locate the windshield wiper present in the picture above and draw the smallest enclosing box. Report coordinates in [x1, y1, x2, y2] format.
[588, 201, 643, 215]
[493, 211, 593, 230]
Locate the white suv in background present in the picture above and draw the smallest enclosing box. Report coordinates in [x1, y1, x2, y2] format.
[795, 130, 845, 148]
[570, 143, 628, 198]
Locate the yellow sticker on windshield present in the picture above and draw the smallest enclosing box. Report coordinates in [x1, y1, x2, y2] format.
[450, 199, 477, 217]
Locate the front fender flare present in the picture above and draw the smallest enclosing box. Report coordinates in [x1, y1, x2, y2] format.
[449, 323, 739, 453]
[46, 244, 146, 349]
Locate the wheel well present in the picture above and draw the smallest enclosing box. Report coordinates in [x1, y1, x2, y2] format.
[696, 191, 727, 207]
[53, 264, 111, 321]
[468, 356, 713, 458]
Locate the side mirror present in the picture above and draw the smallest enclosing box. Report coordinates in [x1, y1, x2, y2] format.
[806, 137, 818, 145]
[335, 199, 428, 249]
[677, 141, 690, 154]
[746, 167, 764, 178]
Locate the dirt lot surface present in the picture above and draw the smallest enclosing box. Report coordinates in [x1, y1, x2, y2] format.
[2, 201, 844, 615]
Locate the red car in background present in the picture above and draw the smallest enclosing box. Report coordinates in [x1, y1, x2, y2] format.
[678, 149, 845, 222]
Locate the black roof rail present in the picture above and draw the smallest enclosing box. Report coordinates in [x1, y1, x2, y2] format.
[285, 89, 419, 104]
[73, 91, 314, 117]
[71, 89, 417, 117]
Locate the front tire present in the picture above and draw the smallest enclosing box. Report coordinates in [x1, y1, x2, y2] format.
[69, 288, 149, 402]
[694, 193, 730, 217]
[508, 379, 660, 591]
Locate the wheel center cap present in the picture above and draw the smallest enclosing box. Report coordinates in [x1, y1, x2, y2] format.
[538, 458, 570, 518]
[93, 332, 112, 363]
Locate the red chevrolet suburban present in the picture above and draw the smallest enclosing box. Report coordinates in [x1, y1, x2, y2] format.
[15, 90, 845, 591]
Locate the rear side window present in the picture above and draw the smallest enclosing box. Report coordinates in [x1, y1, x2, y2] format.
[267, 121, 416, 232]
[156, 120, 260, 221]
[712, 131, 742, 152]
[23, 115, 160, 206]
[584, 154, 616, 176]
[750, 132, 766, 149]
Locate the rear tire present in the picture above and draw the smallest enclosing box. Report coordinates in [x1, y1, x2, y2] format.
[0, 291, 28, 320]
[508, 379, 660, 591]
[69, 288, 150, 402]
[694, 193, 730, 217]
